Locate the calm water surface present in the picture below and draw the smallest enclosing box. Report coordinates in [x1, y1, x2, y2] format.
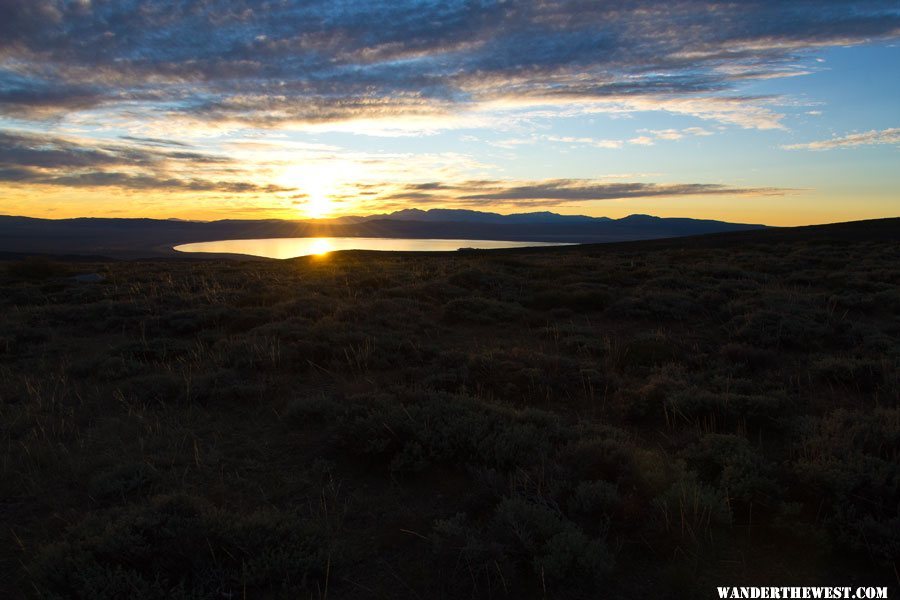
[174, 237, 573, 259]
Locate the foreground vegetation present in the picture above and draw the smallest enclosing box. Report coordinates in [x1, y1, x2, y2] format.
[1, 225, 898, 598]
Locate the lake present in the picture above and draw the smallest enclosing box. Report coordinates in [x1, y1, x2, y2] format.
[173, 237, 573, 259]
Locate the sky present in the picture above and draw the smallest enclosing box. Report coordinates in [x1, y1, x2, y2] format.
[0, 1, 898, 225]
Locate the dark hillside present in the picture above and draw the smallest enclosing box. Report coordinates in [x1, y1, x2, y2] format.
[1, 219, 897, 598]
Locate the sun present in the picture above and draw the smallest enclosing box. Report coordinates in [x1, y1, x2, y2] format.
[277, 166, 337, 219]
[298, 174, 335, 219]
[305, 189, 333, 219]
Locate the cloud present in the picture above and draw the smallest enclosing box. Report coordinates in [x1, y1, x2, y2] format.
[648, 129, 684, 141]
[629, 136, 655, 146]
[0, 130, 286, 193]
[0, 131, 227, 169]
[0, 1, 897, 129]
[373, 179, 789, 208]
[544, 136, 623, 149]
[39, 172, 292, 193]
[1, 167, 292, 194]
[643, 127, 712, 141]
[0, 79, 109, 119]
[534, 128, 713, 151]
[683, 127, 713, 137]
[629, 127, 715, 144]
[782, 127, 900, 150]
[119, 136, 193, 148]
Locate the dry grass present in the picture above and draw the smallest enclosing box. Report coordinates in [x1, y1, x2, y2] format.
[1, 229, 898, 597]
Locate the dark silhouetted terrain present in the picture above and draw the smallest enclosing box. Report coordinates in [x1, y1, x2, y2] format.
[0, 218, 897, 598]
[0, 210, 766, 258]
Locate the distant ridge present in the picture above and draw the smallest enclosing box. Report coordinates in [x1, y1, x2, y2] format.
[0, 210, 767, 258]
[334, 208, 609, 224]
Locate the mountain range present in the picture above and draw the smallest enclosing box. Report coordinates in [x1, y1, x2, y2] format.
[331, 208, 608, 224]
[0, 209, 767, 259]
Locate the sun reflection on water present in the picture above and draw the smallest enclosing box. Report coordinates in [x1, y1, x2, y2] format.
[309, 238, 332, 256]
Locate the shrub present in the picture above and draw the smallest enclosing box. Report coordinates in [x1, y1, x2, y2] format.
[809, 356, 885, 393]
[442, 297, 529, 324]
[446, 268, 511, 293]
[118, 372, 185, 405]
[88, 462, 158, 503]
[654, 475, 732, 543]
[0, 322, 51, 356]
[190, 368, 268, 404]
[492, 496, 613, 586]
[608, 367, 683, 423]
[528, 283, 612, 311]
[432, 497, 613, 594]
[291, 389, 577, 473]
[666, 387, 793, 429]
[5, 257, 70, 279]
[567, 480, 620, 518]
[681, 434, 777, 504]
[791, 408, 899, 564]
[729, 307, 829, 349]
[463, 348, 591, 406]
[30, 495, 334, 599]
[624, 333, 678, 368]
[606, 289, 699, 319]
[719, 342, 777, 371]
[69, 354, 147, 380]
[559, 436, 636, 484]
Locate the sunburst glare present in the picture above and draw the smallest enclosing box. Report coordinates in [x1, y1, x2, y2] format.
[278, 166, 339, 219]
[304, 189, 333, 219]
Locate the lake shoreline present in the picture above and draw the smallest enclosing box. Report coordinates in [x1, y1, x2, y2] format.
[173, 236, 577, 259]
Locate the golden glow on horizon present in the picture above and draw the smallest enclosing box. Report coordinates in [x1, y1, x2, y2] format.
[1, 182, 897, 227]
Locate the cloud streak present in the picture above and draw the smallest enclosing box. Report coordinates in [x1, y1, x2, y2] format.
[0, 130, 289, 193]
[374, 179, 789, 208]
[783, 127, 900, 150]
